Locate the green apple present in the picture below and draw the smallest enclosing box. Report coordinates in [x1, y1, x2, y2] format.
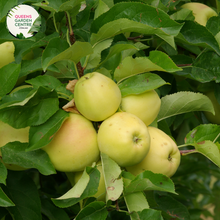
[181, 2, 218, 26]
[42, 113, 100, 172]
[204, 90, 220, 124]
[120, 90, 161, 126]
[97, 112, 151, 167]
[0, 42, 15, 68]
[68, 161, 106, 201]
[126, 126, 181, 177]
[0, 120, 29, 171]
[74, 72, 121, 122]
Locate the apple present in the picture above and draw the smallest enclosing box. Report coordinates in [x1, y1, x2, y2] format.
[74, 72, 121, 122]
[126, 126, 181, 177]
[204, 90, 220, 124]
[120, 90, 161, 126]
[181, 2, 218, 26]
[67, 161, 106, 201]
[0, 120, 29, 171]
[97, 112, 151, 167]
[0, 42, 15, 69]
[42, 113, 100, 172]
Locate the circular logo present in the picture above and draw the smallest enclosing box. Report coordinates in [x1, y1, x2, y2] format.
[6, 4, 41, 39]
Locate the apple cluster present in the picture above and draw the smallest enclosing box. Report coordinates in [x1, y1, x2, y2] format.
[0, 72, 182, 201]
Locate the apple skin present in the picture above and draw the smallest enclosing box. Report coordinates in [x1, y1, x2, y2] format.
[120, 90, 161, 126]
[126, 126, 181, 177]
[181, 2, 218, 26]
[68, 161, 106, 201]
[42, 113, 100, 172]
[0, 120, 29, 171]
[0, 42, 15, 69]
[97, 112, 151, 167]
[74, 72, 121, 122]
[204, 90, 220, 124]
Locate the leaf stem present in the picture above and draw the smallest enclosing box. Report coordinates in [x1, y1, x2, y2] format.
[213, 132, 220, 143]
[178, 144, 192, 148]
[53, 12, 59, 33]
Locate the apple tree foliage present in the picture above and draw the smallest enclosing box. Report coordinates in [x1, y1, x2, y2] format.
[0, 0, 220, 219]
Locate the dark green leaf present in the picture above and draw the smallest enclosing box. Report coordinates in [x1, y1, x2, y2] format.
[0, 86, 59, 128]
[28, 109, 69, 151]
[0, 161, 7, 185]
[1, 142, 56, 175]
[0, 187, 14, 207]
[3, 171, 42, 220]
[75, 201, 108, 220]
[0, 63, 21, 97]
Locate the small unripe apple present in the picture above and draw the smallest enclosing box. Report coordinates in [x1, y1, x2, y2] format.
[0, 42, 15, 68]
[126, 126, 181, 177]
[204, 90, 220, 124]
[69, 161, 106, 201]
[42, 113, 100, 172]
[74, 72, 121, 122]
[97, 112, 151, 167]
[181, 2, 218, 26]
[120, 90, 161, 126]
[0, 120, 29, 171]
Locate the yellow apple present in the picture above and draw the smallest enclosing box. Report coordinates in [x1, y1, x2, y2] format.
[0, 120, 29, 171]
[126, 126, 181, 177]
[74, 72, 121, 122]
[97, 112, 151, 167]
[0, 42, 15, 68]
[42, 113, 100, 172]
[67, 161, 106, 201]
[204, 90, 220, 124]
[120, 90, 161, 126]
[181, 2, 218, 26]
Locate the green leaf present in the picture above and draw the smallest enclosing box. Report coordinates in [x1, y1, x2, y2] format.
[33, 0, 84, 12]
[118, 73, 168, 97]
[124, 192, 149, 219]
[42, 38, 93, 71]
[19, 57, 42, 78]
[124, 171, 176, 195]
[28, 109, 69, 151]
[3, 171, 42, 220]
[41, 197, 70, 220]
[0, 63, 21, 97]
[177, 21, 220, 55]
[0, 86, 59, 128]
[52, 167, 100, 208]
[75, 201, 108, 220]
[194, 140, 220, 168]
[1, 142, 56, 175]
[26, 75, 72, 98]
[101, 152, 123, 201]
[0, 161, 7, 185]
[94, 0, 110, 19]
[0, 0, 17, 21]
[157, 92, 215, 122]
[0, 187, 14, 207]
[185, 124, 220, 144]
[91, 2, 183, 48]
[154, 193, 190, 220]
[137, 209, 164, 220]
[114, 51, 182, 82]
[86, 39, 113, 69]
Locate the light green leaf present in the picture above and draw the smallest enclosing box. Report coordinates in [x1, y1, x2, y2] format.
[94, 0, 110, 19]
[101, 153, 123, 201]
[90, 18, 178, 48]
[114, 51, 182, 82]
[86, 39, 113, 69]
[118, 73, 168, 97]
[42, 38, 93, 71]
[157, 92, 215, 122]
